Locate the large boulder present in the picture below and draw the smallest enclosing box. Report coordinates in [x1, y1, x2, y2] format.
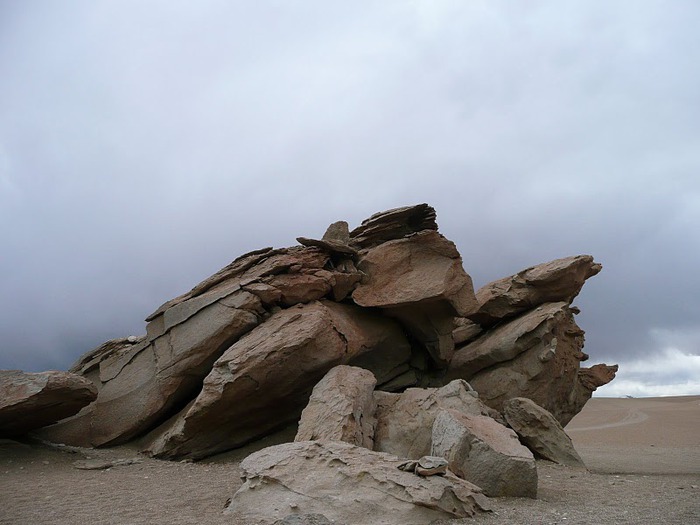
[502, 397, 585, 468]
[295, 365, 377, 449]
[348, 203, 439, 249]
[431, 409, 537, 498]
[469, 255, 602, 327]
[373, 379, 499, 459]
[352, 230, 478, 365]
[145, 301, 412, 459]
[447, 302, 615, 426]
[0, 370, 97, 437]
[225, 440, 491, 525]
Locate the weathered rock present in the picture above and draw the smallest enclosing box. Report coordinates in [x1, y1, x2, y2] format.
[353, 230, 478, 365]
[503, 397, 585, 468]
[145, 301, 412, 459]
[225, 441, 490, 525]
[295, 365, 377, 449]
[349, 203, 438, 249]
[447, 302, 615, 426]
[0, 370, 97, 437]
[431, 409, 537, 498]
[373, 379, 499, 459]
[469, 255, 602, 327]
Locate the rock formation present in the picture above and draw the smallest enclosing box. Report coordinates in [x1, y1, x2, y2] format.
[25, 203, 613, 462]
[0, 370, 97, 437]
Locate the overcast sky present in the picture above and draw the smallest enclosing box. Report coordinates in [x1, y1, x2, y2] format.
[1, 1, 699, 397]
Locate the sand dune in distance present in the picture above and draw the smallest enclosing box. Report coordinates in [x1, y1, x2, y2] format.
[566, 395, 700, 475]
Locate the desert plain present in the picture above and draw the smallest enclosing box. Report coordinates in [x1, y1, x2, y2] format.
[1, 395, 698, 525]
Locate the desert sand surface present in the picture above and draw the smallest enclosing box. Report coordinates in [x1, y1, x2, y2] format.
[1, 396, 699, 525]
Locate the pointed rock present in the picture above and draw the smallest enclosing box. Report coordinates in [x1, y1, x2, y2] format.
[469, 255, 602, 327]
[349, 203, 438, 249]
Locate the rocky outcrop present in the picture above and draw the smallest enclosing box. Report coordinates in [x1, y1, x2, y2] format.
[0, 370, 97, 437]
[145, 301, 411, 459]
[225, 440, 490, 525]
[468, 255, 602, 327]
[431, 409, 537, 498]
[295, 365, 377, 448]
[32, 203, 614, 464]
[503, 397, 585, 468]
[373, 379, 499, 459]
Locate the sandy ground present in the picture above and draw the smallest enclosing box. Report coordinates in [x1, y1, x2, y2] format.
[1, 396, 698, 525]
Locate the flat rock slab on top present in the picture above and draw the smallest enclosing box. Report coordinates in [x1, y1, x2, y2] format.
[469, 255, 602, 327]
[0, 370, 97, 437]
[226, 440, 490, 525]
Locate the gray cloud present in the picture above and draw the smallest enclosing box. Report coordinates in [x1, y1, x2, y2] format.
[1, 2, 699, 395]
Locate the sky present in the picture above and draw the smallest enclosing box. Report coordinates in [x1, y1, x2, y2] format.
[1, 1, 699, 397]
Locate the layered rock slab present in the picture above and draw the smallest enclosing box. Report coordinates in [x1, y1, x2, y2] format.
[0, 370, 97, 437]
[225, 440, 490, 525]
[145, 301, 411, 459]
[469, 255, 602, 327]
[431, 409, 537, 498]
[447, 302, 614, 426]
[295, 365, 377, 449]
[503, 397, 585, 468]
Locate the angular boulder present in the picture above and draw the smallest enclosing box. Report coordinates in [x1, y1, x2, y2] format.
[295, 365, 377, 449]
[0, 370, 97, 437]
[502, 397, 585, 468]
[145, 300, 411, 459]
[431, 409, 537, 498]
[352, 230, 478, 365]
[348, 203, 439, 249]
[373, 379, 499, 459]
[469, 255, 602, 327]
[225, 440, 490, 525]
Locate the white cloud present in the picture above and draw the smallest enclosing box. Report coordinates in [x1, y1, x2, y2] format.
[595, 348, 700, 397]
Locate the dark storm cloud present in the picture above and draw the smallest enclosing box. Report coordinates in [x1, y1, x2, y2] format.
[1, 2, 699, 394]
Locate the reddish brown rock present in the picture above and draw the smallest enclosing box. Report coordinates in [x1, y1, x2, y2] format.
[349, 203, 438, 249]
[295, 365, 377, 449]
[0, 370, 97, 437]
[352, 230, 478, 365]
[448, 302, 614, 426]
[469, 255, 602, 327]
[145, 301, 412, 459]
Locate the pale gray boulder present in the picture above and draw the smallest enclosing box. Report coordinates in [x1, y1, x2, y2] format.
[431, 409, 537, 498]
[225, 440, 490, 525]
[295, 365, 377, 449]
[373, 379, 500, 459]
